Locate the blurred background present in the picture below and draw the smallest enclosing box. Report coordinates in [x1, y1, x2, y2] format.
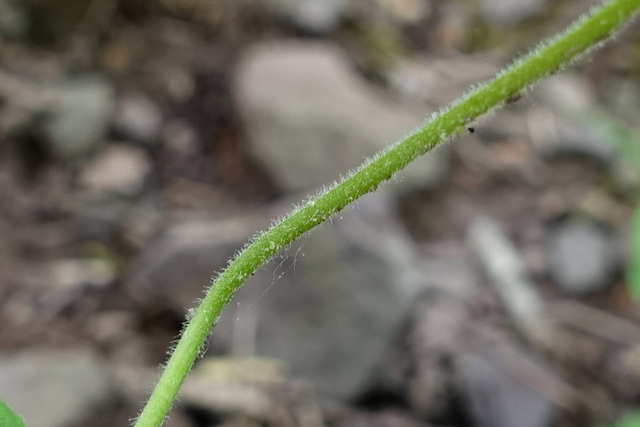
[1, 0, 640, 426]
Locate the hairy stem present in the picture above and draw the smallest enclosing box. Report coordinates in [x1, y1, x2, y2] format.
[135, 1, 640, 426]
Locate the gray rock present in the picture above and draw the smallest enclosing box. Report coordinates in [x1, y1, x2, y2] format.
[527, 76, 618, 165]
[527, 108, 617, 164]
[546, 220, 618, 295]
[272, 0, 429, 33]
[0, 351, 115, 427]
[114, 94, 162, 143]
[114, 362, 284, 425]
[387, 55, 499, 107]
[458, 350, 555, 427]
[534, 75, 596, 115]
[225, 206, 421, 399]
[45, 76, 114, 160]
[72, 144, 151, 236]
[480, 0, 547, 27]
[78, 144, 151, 197]
[127, 193, 424, 400]
[273, 0, 345, 34]
[25, 258, 115, 291]
[235, 42, 450, 196]
[125, 210, 269, 312]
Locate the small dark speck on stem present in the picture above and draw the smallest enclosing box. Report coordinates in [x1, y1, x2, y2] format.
[506, 93, 522, 105]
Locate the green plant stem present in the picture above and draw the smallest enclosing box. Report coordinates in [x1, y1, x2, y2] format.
[135, 1, 640, 426]
[0, 398, 25, 427]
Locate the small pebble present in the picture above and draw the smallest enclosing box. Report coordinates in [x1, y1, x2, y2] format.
[546, 220, 618, 295]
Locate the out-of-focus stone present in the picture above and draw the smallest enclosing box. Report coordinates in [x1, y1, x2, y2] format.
[387, 55, 498, 107]
[78, 144, 151, 197]
[546, 220, 618, 295]
[0, 351, 115, 427]
[235, 42, 450, 196]
[45, 76, 114, 160]
[31, 258, 116, 291]
[479, 0, 547, 27]
[527, 108, 617, 165]
[458, 350, 556, 427]
[534, 75, 596, 115]
[114, 93, 162, 143]
[272, 0, 430, 32]
[272, 0, 346, 34]
[127, 193, 425, 400]
[21, 258, 116, 314]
